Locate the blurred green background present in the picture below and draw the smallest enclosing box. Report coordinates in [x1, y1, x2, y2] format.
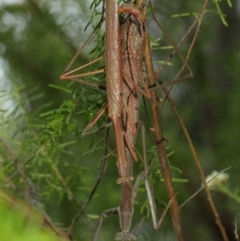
[0, 0, 239, 240]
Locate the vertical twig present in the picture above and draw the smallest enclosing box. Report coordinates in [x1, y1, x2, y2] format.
[144, 34, 185, 241]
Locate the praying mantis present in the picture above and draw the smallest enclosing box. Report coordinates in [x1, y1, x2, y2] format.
[62, 2, 155, 239]
[60, 0, 229, 240]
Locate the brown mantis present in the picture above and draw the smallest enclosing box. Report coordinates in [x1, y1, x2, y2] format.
[90, 2, 172, 240]
[62, 1, 168, 239]
[60, 0, 229, 240]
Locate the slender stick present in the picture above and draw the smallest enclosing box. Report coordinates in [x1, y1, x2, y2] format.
[144, 33, 185, 241]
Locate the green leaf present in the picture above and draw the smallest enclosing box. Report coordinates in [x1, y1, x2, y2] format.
[172, 178, 189, 183]
[48, 84, 72, 94]
[87, 214, 100, 219]
[59, 140, 77, 148]
[214, 0, 229, 26]
[226, 0, 232, 7]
